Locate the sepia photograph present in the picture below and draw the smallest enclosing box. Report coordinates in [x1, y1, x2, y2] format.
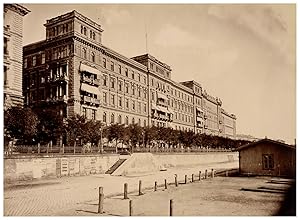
[3, 2, 296, 217]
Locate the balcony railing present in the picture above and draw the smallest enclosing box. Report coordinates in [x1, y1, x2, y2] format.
[82, 76, 101, 86]
[48, 95, 68, 102]
[51, 75, 69, 82]
[82, 96, 101, 106]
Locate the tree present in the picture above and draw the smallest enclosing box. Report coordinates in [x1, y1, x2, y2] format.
[4, 107, 39, 143]
[34, 108, 64, 144]
[65, 114, 86, 146]
[107, 124, 125, 152]
[144, 126, 159, 150]
[125, 124, 143, 152]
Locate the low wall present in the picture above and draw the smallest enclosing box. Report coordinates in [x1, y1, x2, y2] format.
[154, 152, 239, 168]
[4, 154, 120, 183]
[4, 152, 239, 182]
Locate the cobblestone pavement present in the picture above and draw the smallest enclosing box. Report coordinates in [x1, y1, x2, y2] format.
[4, 161, 238, 216]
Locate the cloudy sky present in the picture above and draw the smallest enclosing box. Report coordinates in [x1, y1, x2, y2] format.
[22, 4, 296, 144]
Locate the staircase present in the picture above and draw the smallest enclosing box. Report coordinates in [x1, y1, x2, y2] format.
[105, 159, 127, 174]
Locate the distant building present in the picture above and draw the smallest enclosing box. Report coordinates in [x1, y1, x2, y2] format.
[237, 138, 296, 178]
[4, 4, 30, 109]
[236, 134, 259, 142]
[22, 10, 236, 138]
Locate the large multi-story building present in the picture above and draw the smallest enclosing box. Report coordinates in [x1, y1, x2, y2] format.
[23, 10, 236, 139]
[4, 4, 30, 109]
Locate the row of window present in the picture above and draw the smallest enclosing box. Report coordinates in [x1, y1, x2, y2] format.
[25, 65, 68, 88]
[103, 112, 147, 127]
[25, 85, 67, 103]
[103, 75, 147, 99]
[47, 22, 73, 39]
[149, 62, 170, 78]
[174, 112, 193, 124]
[24, 53, 46, 68]
[174, 125, 194, 132]
[102, 92, 147, 113]
[78, 46, 147, 84]
[81, 25, 96, 40]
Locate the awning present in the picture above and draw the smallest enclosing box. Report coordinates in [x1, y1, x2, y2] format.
[196, 116, 203, 121]
[81, 83, 100, 95]
[151, 103, 160, 111]
[157, 92, 168, 100]
[168, 108, 174, 114]
[196, 107, 203, 112]
[157, 105, 170, 114]
[80, 63, 101, 76]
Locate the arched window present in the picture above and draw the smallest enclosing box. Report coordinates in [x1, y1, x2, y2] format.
[90, 30, 92, 38]
[103, 112, 107, 123]
[93, 32, 96, 40]
[132, 118, 135, 125]
[91, 52, 95, 62]
[84, 27, 87, 35]
[125, 116, 129, 125]
[118, 115, 122, 124]
[138, 119, 141, 126]
[81, 25, 84, 34]
[111, 114, 115, 124]
[82, 48, 87, 59]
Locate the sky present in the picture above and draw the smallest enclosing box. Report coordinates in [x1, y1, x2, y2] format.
[21, 4, 296, 144]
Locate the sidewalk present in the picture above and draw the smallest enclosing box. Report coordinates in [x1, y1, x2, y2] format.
[4, 161, 238, 216]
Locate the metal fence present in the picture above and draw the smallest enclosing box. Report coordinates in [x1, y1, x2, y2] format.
[4, 144, 233, 158]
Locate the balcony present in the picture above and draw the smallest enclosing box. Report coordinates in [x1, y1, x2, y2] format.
[82, 76, 101, 86]
[82, 95, 101, 106]
[151, 112, 159, 119]
[83, 96, 92, 103]
[48, 95, 68, 103]
[51, 75, 69, 82]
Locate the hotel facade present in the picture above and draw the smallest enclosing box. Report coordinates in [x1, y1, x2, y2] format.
[23, 10, 236, 139]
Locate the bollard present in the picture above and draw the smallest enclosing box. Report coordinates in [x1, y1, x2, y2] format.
[169, 199, 173, 216]
[37, 143, 40, 154]
[124, 183, 129, 199]
[154, 181, 157, 191]
[226, 170, 228, 177]
[192, 174, 194, 182]
[98, 187, 104, 214]
[175, 175, 178, 187]
[185, 175, 187, 184]
[165, 179, 168, 189]
[138, 180, 143, 195]
[129, 200, 133, 216]
[199, 171, 201, 181]
[212, 169, 214, 178]
[205, 169, 208, 179]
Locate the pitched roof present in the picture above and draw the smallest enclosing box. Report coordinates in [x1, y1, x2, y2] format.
[237, 138, 296, 151]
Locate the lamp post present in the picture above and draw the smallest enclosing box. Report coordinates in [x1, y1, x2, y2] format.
[99, 126, 103, 154]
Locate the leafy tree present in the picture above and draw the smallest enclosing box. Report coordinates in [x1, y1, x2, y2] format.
[144, 126, 159, 150]
[125, 124, 143, 152]
[4, 107, 39, 143]
[106, 124, 125, 152]
[34, 108, 64, 144]
[65, 114, 86, 146]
